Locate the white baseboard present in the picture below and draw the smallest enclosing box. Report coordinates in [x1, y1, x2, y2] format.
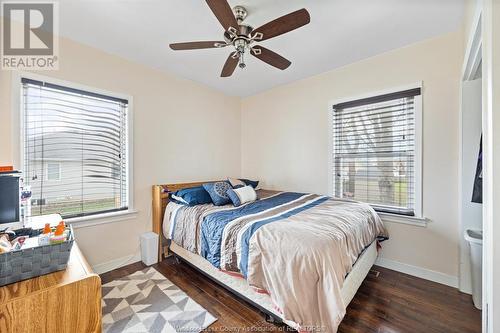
[91, 253, 459, 288]
[92, 252, 142, 275]
[376, 257, 459, 288]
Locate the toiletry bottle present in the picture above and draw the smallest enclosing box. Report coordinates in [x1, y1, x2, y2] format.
[39, 223, 51, 246]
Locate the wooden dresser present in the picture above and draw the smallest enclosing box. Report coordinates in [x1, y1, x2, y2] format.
[0, 243, 102, 332]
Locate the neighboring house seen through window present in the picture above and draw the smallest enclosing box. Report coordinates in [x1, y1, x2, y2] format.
[331, 87, 422, 217]
[21, 78, 129, 219]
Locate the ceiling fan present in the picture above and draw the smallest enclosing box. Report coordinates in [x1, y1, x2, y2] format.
[169, 0, 310, 77]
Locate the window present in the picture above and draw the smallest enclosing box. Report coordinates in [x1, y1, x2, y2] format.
[46, 163, 61, 181]
[331, 87, 421, 216]
[21, 77, 129, 219]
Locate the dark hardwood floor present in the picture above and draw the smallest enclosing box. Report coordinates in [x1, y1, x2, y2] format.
[100, 258, 481, 333]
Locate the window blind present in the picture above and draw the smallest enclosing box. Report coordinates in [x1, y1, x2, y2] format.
[22, 78, 128, 219]
[332, 88, 420, 216]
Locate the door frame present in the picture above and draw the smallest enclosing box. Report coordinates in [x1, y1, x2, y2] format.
[459, 0, 482, 295]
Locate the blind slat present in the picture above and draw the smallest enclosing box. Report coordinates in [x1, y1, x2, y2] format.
[333, 121, 414, 134]
[332, 111, 414, 129]
[333, 124, 415, 137]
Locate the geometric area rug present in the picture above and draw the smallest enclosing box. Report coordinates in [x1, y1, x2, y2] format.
[102, 267, 217, 333]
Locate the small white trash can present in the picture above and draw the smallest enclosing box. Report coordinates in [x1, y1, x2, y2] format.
[140, 232, 159, 266]
[465, 229, 483, 310]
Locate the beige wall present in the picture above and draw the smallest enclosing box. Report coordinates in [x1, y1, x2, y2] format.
[0, 18, 466, 280]
[241, 31, 464, 278]
[0, 31, 241, 268]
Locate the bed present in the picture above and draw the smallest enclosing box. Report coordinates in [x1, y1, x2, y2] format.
[152, 182, 388, 332]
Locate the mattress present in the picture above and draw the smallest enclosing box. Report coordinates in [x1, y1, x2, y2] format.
[169, 240, 378, 329]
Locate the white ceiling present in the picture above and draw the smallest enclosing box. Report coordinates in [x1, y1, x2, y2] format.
[57, 0, 464, 97]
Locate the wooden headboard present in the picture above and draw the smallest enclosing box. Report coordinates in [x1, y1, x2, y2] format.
[152, 181, 217, 261]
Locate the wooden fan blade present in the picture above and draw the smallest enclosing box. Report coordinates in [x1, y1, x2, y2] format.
[251, 46, 291, 70]
[206, 0, 239, 32]
[252, 8, 310, 41]
[170, 41, 226, 50]
[221, 52, 239, 77]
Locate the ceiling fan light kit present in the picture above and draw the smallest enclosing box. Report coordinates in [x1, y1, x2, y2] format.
[169, 0, 310, 77]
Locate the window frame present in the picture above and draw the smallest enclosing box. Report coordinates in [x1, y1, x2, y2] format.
[11, 71, 136, 225]
[45, 162, 61, 181]
[328, 83, 424, 224]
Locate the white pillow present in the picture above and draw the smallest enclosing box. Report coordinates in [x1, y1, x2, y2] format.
[227, 185, 257, 207]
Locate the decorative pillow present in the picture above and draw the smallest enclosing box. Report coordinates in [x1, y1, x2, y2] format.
[170, 186, 212, 206]
[227, 186, 258, 207]
[240, 178, 259, 189]
[170, 194, 188, 205]
[227, 177, 246, 189]
[203, 181, 232, 206]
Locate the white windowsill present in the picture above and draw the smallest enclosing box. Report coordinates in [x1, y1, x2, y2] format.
[378, 212, 428, 227]
[66, 209, 139, 229]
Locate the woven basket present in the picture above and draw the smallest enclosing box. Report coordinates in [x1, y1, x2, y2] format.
[0, 226, 74, 286]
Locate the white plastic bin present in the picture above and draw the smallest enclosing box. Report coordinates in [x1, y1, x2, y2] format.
[464, 229, 483, 310]
[140, 232, 159, 266]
